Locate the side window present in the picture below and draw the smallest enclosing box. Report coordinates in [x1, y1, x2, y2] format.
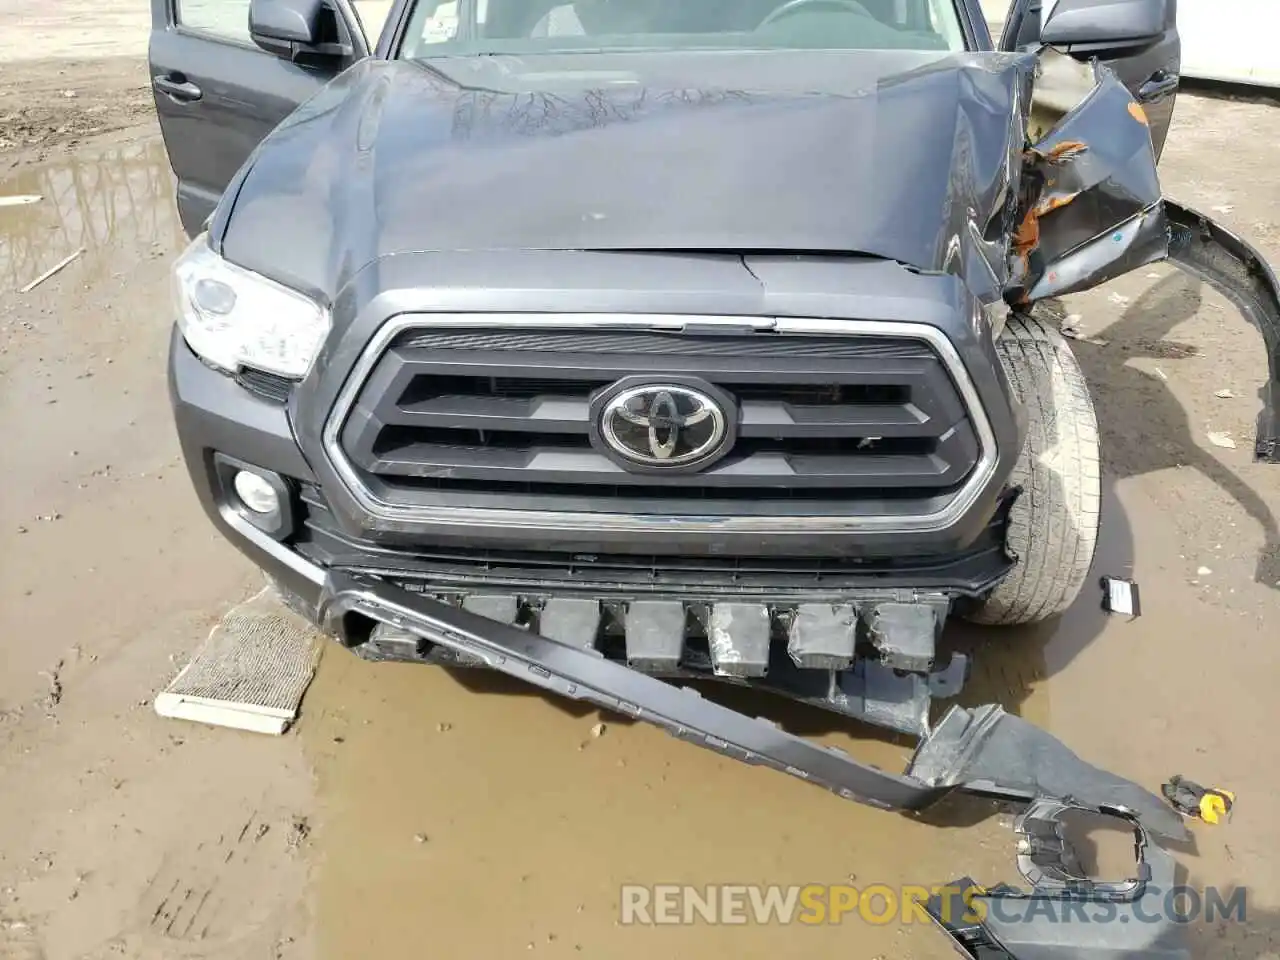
[353, 0, 395, 39]
[176, 0, 252, 44]
[404, 0, 495, 54]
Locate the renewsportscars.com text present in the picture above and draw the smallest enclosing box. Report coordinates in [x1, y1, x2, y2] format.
[619, 884, 1247, 926]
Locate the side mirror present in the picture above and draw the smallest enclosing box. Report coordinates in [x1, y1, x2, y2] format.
[1041, 0, 1168, 52]
[249, 0, 349, 61]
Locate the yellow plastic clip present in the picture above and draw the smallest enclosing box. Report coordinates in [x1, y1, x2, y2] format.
[1198, 789, 1235, 825]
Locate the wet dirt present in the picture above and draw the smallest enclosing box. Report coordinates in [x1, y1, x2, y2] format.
[0, 58, 155, 170]
[1, 52, 1279, 960]
[0, 135, 313, 960]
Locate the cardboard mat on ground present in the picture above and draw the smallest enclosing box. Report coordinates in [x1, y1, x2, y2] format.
[155, 586, 321, 734]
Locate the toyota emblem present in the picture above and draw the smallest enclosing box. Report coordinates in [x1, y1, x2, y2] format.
[596, 382, 733, 470]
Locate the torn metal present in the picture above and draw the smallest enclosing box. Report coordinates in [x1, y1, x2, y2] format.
[867, 601, 939, 672]
[321, 571, 1189, 843]
[208, 41, 1280, 455]
[1009, 55, 1280, 462]
[1005, 59, 1167, 305]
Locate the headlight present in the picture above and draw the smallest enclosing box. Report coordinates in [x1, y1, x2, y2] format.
[172, 234, 329, 380]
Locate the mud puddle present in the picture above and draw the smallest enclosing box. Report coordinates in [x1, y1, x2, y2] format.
[0, 136, 182, 295]
[300, 651, 1008, 960]
[0, 137, 193, 711]
[0, 131, 317, 960]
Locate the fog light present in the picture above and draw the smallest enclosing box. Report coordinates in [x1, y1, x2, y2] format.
[233, 470, 280, 514]
[213, 454, 295, 541]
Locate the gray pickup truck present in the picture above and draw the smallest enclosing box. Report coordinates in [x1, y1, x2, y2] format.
[152, 0, 1278, 953]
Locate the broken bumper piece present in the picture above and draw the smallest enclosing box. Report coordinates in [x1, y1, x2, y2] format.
[928, 800, 1190, 959]
[324, 573, 1195, 957]
[320, 572, 1188, 842]
[1165, 200, 1280, 463]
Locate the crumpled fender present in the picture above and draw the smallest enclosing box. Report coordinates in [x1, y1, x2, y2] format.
[1006, 60, 1168, 305]
[1010, 56, 1280, 464]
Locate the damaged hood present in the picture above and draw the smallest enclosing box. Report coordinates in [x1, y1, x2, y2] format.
[214, 51, 1041, 301]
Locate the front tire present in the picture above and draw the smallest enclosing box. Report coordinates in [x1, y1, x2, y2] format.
[965, 314, 1101, 625]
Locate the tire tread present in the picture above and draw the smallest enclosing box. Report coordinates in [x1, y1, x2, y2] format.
[966, 314, 1100, 625]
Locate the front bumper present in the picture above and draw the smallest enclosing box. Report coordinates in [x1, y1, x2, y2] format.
[174, 332, 1208, 959]
[168, 324, 1015, 591]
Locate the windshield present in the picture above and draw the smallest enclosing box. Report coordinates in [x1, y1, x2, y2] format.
[399, 0, 967, 57]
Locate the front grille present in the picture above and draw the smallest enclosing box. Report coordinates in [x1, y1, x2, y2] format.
[334, 322, 984, 518]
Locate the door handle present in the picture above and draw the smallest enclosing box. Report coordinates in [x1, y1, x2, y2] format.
[153, 75, 203, 102]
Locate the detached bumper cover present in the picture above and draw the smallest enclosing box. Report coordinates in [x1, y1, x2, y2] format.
[320, 571, 1188, 842]
[321, 573, 1193, 957]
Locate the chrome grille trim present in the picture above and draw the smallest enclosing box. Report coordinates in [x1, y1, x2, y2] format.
[321, 314, 999, 535]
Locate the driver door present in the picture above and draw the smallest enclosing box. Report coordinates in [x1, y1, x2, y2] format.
[999, 0, 1180, 158]
[148, 0, 371, 236]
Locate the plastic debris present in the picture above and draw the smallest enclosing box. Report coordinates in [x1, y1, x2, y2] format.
[1207, 431, 1237, 449]
[1060, 319, 1109, 346]
[1214, 388, 1235, 399]
[590, 722, 607, 738]
[1162, 775, 1234, 825]
[1210, 204, 1235, 214]
[1107, 292, 1131, 305]
[1100, 576, 1141, 617]
[1197, 566, 1213, 576]
[0, 195, 41, 208]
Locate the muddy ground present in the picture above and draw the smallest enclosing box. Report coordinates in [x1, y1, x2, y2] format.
[2, 13, 1280, 960]
[0, 59, 155, 169]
